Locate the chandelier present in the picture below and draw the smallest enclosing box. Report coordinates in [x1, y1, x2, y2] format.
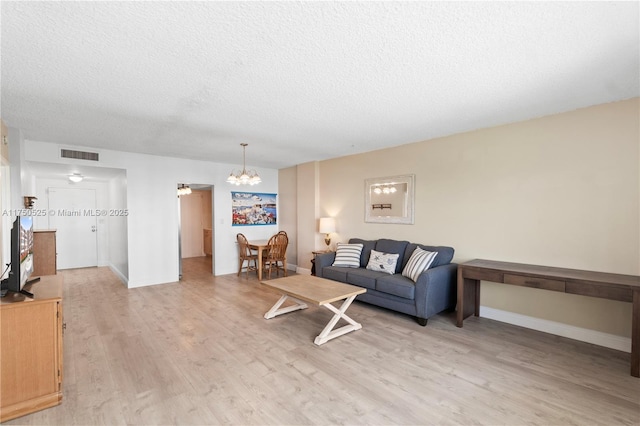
[373, 184, 397, 194]
[226, 143, 261, 186]
[177, 184, 192, 196]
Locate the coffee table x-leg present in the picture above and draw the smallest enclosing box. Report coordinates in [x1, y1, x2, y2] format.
[264, 294, 361, 345]
[313, 294, 362, 345]
[262, 275, 366, 345]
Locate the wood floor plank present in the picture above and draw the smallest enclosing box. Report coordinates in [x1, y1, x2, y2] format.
[5, 257, 639, 425]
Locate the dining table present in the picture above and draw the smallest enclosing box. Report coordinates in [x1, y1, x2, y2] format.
[247, 239, 270, 280]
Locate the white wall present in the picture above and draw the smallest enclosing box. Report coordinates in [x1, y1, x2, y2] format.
[7, 127, 24, 211]
[23, 140, 278, 287]
[108, 172, 128, 282]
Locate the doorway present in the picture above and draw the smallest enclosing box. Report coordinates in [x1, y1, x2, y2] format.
[48, 187, 98, 269]
[178, 184, 214, 279]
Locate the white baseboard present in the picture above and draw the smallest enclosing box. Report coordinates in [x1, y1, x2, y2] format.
[296, 266, 312, 275]
[108, 263, 129, 287]
[480, 306, 631, 353]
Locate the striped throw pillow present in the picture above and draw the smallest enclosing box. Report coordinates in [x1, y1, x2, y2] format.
[332, 243, 364, 268]
[402, 247, 438, 282]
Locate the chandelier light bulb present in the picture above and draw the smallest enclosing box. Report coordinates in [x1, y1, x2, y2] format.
[374, 184, 396, 195]
[177, 184, 192, 196]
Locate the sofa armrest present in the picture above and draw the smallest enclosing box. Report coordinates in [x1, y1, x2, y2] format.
[314, 252, 336, 278]
[414, 263, 458, 319]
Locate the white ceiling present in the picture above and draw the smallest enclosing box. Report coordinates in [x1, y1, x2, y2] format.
[2, 2, 638, 170]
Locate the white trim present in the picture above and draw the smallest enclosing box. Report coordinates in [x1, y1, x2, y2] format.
[480, 306, 631, 353]
[296, 266, 312, 275]
[108, 263, 129, 287]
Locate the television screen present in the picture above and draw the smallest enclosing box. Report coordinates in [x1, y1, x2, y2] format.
[19, 216, 34, 289]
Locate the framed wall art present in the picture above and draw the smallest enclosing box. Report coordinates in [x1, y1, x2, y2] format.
[365, 174, 414, 224]
[231, 192, 277, 226]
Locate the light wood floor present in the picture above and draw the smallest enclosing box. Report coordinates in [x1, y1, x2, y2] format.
[7, 257, 639, 425]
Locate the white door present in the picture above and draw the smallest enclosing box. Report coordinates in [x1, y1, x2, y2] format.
[48, 188, 98, 269]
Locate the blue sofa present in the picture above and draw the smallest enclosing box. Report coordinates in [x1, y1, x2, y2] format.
[315, 238, 457, 326]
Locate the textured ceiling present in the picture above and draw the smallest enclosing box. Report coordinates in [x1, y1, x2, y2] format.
[1, 1, 638, 170]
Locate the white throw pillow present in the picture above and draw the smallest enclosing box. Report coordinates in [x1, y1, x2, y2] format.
[366, 249, 399, 275]
[402, 247, 438, 282]
[332, 243, 364, 268]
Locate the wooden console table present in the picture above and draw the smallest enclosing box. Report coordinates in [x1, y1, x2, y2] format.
[456, 259, 640, 377]
[0, 275, 64, 421]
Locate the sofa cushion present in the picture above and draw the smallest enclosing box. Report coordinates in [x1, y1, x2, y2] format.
[344, 268, 383, 290]
[402, 244, 454, 269]
[375, 239, 409, 273]
[349, 238, 376, 267]
[332, 243, 363, 268]
[366, 249, 400, 275]
[322, 266, 349, 282]
[402, 246, 438, 282]
[376, 274, 416, 300]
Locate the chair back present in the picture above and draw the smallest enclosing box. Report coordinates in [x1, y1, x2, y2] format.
[266, 233, 288, 260]
[236, 233, 252, 258]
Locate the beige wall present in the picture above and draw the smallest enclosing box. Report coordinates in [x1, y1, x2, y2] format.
[278, 166, 298, 266]
[291, 98, 638, 338]
[296, 162, 320, 271]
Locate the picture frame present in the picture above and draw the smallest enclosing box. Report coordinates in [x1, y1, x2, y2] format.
[364, 174, 415, 224]
[231, 192, 277, 226]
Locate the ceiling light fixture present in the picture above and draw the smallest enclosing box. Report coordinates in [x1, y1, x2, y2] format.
[226, 143, 261, 186]
[177, 184, 192, 196]
[373, 184, 397, 194]
[68, 173, 84, 183]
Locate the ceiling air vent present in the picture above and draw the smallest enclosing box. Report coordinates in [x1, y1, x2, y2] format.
[60, 149, 99, 161]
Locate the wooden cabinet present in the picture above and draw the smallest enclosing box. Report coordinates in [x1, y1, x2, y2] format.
[203, 228, 212, 255]
[32, 230, 57, 276]
[0, 275, 64, 422]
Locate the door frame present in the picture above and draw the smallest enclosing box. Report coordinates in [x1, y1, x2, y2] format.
[47, 187, 98, 269]
[177, 183, 215, 278]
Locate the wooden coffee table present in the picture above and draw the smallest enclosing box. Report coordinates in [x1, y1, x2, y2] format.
[262, 275, 366, 345]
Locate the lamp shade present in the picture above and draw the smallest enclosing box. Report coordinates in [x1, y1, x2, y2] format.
[319, 217, 336, 234]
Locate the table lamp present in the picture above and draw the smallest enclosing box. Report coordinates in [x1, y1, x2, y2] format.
[319, 217, 336, 248]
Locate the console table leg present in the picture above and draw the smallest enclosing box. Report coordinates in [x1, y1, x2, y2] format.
[474, 279, 480, 317]
[457, 268, 479, 327]
[632, 289, 639, 377]
[456, 268, 464, 327]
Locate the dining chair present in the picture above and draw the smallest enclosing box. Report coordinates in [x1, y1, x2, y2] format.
[236, 233, 258, 278]
[262, 232, 288, 279]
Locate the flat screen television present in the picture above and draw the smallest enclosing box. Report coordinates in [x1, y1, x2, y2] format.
[0, 215, 39, 298]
